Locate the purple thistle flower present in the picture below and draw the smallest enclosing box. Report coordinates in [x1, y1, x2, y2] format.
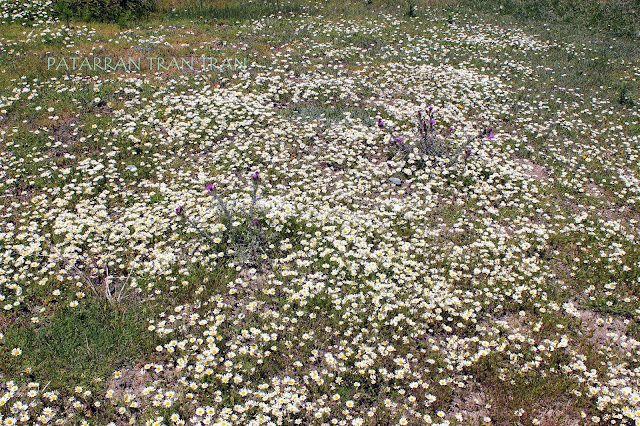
[394, 136, 404, 143]
[377, 118, 385, 128]
[252, 171, 259, 180]
[429, 118, 436, 125]
[205, 183, 214, 192]
[487, 131, 495, 140]
[428, 106, 433, 112]
[176, 205, 183, 215]
[448, 126, 454, 132]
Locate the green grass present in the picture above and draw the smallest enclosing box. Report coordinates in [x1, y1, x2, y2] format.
[468, 349, 592, 423]
[453, 0, 640, 38]
[161, 0, 305, 22]
[587, 296, 637, 318]
[0, 298, 160, 392]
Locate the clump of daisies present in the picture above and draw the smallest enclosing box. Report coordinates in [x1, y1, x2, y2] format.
[0, 0, 56, 25]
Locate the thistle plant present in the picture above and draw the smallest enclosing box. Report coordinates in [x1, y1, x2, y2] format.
[177, 171, 269, 269]
[415, 107, 451, 158]
[383, 107, 495, 172]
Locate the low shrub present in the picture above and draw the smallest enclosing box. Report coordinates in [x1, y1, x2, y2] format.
[53, 0, 156, 23]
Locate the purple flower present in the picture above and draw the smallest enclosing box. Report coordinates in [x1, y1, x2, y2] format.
[448, 126, 454, 132]
[205, 183, 214, 191]
[428, 106, 433, 112]
[176, 205, 183, 215]
[393, 136, 404, 143]
[377, 118, 385, 128]
[253, 219, 259, 226]
[487, 131, 495, 140]
[429, 119, 436, 125]
[465, 148, 472, 156]
[252, 171, 259, 180]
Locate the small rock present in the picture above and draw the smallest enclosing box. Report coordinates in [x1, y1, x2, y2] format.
[389, 177, 402, 186]
[126, 165, 138, 172]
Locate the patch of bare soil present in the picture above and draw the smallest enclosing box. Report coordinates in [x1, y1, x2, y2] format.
[577, 309, 634, 355]
[105, 366, 154, 401]
[516, 157, 548, 181]
[584, 183, 640, 224]
[449, 385, 492, 423]
[533, 401, 583, 426]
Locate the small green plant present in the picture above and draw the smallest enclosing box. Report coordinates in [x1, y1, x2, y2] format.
[618, 84, 635, 107]
[53, 0, 71, 26]
[407, 0, 416, 17]
[587, 296, 635, 318]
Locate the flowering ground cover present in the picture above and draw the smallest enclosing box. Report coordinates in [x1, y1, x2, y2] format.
[0, 0, 640, 424]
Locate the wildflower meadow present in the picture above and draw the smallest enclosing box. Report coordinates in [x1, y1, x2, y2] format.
[0, 0, 639, 424]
